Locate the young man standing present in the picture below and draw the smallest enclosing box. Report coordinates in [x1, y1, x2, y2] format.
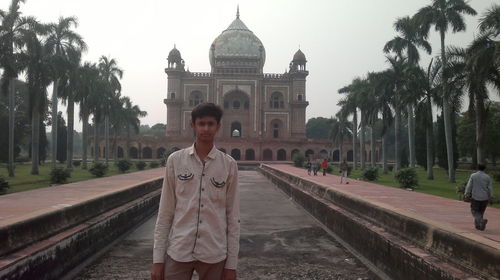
[151, 103, 240, 280]
[465, 164, 494, 231]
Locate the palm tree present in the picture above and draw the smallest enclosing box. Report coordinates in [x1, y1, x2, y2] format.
[384, 15, 432, 168]
[338, 81, 360, 169]
[98, 55, 123, 164]
[20, 20, 52, 174]
[58, 49, 82, 168]
[415, 0, 476, 182]
[373, 71, 395, 174]
[45, 16, 87, 169]
[385, 55, 409, 172]
[330, 111, 352, 165]
[75, 62, 99, 169]
[0, 0, 33, 176]
[121, 97, 147, 159]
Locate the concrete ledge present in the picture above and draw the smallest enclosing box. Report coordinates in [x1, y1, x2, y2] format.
[0, 177, 162, 257]
[260, 164, 499, 280]
[0, 187, 162, 280]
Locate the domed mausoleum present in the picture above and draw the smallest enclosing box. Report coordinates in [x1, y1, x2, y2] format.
[91, 9, 378, 163]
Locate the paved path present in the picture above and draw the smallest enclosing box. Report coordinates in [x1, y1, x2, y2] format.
[0, 168, 164, 228]
[269, 164, 500, 247]
[75, 170, 377, 280]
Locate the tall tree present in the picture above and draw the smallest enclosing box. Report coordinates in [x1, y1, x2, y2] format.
[21, 20, 52, 174]
[415, 0, 476, 182]
[338, 81, 360, 169]
[98, 55, 123, 163]
[0, 0, 33, 176]
[384, 15, 432, 168]
[45, 16, 87, 168]
[121, 97, 147, 159]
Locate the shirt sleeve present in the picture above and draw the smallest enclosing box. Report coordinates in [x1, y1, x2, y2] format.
[224, 159, 240, 270]
[152, 155, 177, 263]
[465, 175, 473, 195]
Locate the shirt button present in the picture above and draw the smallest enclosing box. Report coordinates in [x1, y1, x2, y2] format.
[201, 204, 204, 207]
[202, 188, 205, 191]
[202, 173, 205, 176]
[199, 220, 202, 224]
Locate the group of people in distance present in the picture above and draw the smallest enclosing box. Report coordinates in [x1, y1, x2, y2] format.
[305, 158, 349, 184]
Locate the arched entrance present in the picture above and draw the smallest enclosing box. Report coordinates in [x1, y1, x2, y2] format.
[143, 147, 152, 159]
[157, 147, 166, 159]
[277, 149, 286, 161]
[245, 149, 255, 160]
[231, 149, 241, 160]
[347, 150, 353, 161]
[305, 149, 314, 159]
[130, 147, 138, 159]
[117, 147, 124, 158]
[332, 150, 340, 161]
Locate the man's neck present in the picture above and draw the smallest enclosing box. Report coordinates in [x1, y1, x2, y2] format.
[194, 140, 214, 162]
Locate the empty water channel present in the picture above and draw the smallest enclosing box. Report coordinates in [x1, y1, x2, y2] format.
[73, 170, 381, 280]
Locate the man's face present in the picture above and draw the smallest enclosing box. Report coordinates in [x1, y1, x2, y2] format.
[190, 116, 220, 143]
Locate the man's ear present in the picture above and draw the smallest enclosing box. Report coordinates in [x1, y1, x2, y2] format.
[190, 120, 194, 129]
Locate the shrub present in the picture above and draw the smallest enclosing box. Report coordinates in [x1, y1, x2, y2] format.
[72, 160, 81, 167]
[149, 161, 160, 168]
[395, 168, 418, 189]
[493, 173, 500, 183]
[50, 167, 71, 184]
[116, 160, 133, 173]
[388, 165, 394, 172]
[0, 176, 10, 195]
[15, 156, 30, 163]
[362, 166, 379, 181]
[136, 161, 147, 170]
[89, 163, 108, 177]
[293, 153, 305, 168]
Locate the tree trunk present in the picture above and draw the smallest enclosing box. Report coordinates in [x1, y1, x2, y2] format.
[475, 94, 486, 165]
[360, 110, 366, 170]
[382, 132, 388, 174]
[31, 99, 40, 175]
[395, 104, 401, 172]
[408, 104, 416, 168]
[105, 115, 110, 163]
[352, 108, 358, 170]
[440, 30, 455, 183]
[82, 114, 88, 169]
[94, 118, 99, 163]
[66, 95, 74, 168]
[339, 131, 343, 165]
[51, 78, 60, 169]
[126, 124, 131, 160]
[370, 126, 375, 167]
[113, 127, 118, 163]
[8, 79, 16, 177]
[426, 95, 434, 180]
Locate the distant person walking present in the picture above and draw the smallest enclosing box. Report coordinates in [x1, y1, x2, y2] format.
[465, 164, 494, 231]
[340, 160, 349, 184]
[313, 159, 319, 176]
[321, 159, 328, 176]
[306, 160, 312, 175]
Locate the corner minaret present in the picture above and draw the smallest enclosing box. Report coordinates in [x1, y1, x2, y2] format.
[164, 45, 185, 136]
[289, 49, 309, 138]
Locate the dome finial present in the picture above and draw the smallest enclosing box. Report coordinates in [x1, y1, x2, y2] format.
[236, 5, 240, 19]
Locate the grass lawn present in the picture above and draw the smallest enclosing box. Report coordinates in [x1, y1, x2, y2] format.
[0, 161, 163, 194]
[327, 165, 500, 209]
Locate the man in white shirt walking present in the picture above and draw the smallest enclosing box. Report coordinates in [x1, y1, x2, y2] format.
[151, 103, 240, 280]
[465, 164, 494, 231]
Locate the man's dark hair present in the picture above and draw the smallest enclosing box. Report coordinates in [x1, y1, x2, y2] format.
[478, 164, 486, 171]
[191, 103, 223, 124]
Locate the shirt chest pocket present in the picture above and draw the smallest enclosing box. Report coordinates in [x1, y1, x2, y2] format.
[208, 174, 228, 201]
[175, 171, 195, 194]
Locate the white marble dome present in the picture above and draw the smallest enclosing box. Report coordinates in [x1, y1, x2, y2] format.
[209, 16, 266, 68]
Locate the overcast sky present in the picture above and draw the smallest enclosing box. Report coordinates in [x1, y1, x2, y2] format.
[3, 0, 498, 131]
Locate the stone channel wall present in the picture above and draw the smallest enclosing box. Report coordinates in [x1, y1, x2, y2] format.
[259, 164, 499, 280]
[0, 178, 163, 280]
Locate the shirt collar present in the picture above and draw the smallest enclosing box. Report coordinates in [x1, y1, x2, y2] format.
[188, 143, 218, 160]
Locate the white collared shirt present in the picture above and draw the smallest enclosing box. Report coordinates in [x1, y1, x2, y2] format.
[153, 144, 240, 270]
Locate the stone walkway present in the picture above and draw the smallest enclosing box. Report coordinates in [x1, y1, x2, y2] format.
[0, 168, 164, 228]
[75, 170, 377, 280]
[269, 164, 500, 247]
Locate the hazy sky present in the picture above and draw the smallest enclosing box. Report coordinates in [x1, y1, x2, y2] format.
[3, 0, 498, 131]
